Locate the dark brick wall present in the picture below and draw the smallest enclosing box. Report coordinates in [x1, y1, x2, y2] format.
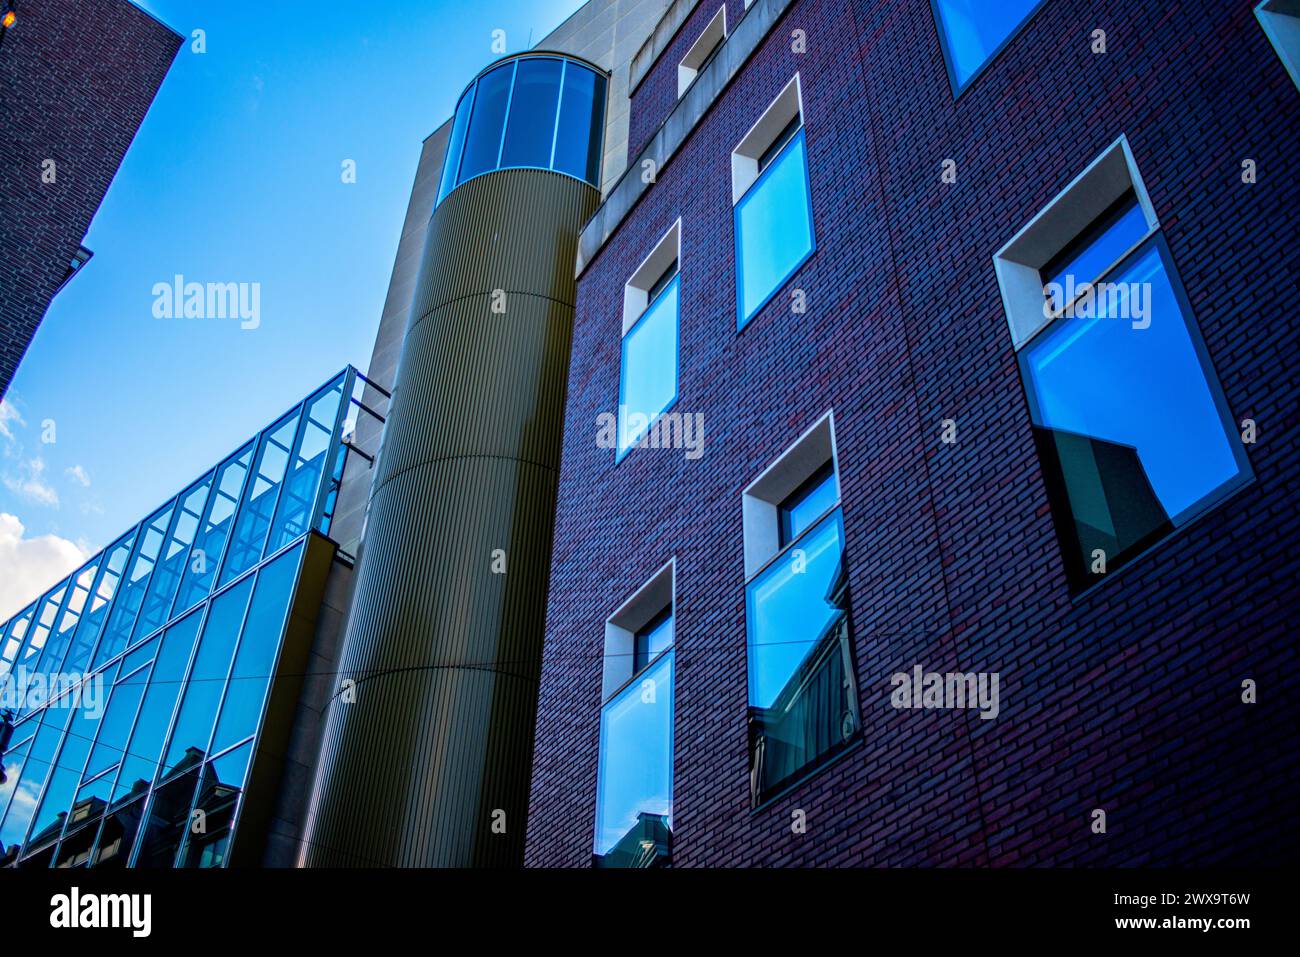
[0, 0, 180, 399]
[527, 0, 1300, 867]
[627, 0, 749, 160]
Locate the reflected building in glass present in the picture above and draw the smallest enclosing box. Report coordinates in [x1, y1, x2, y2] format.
[0, 368, 379, 867]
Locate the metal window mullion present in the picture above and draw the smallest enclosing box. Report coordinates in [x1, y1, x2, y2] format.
[495, 60, 519, 170]
[548, 59, 566, 171]
[308, 371, 352, 536]
[267, 391, 322, 553]
[13, 704, 77, 858]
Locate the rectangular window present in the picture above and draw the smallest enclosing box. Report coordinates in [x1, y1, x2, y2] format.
[732, 75, 815, 329]
[931, 0, 1045, 93]
[617, 222, 681, 462]
[594, 651, 673, 868]
[996, 137, 1252, 591]
[742, 413, 858, 805]
[595, 561, 675, 867]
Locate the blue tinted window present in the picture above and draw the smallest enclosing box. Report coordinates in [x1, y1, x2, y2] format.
[267, 383, 342, 554]
[0, 708, 71, 849]
[618, 276, 680, 459]
[38, 560, 99, 678]
[161, 577, 254, 777]
[220, 414, 298, 586]
[134, 475, 212, 642]
[94, 504, 173, 668]
[175, 444, 253, 613]
[28, 694, 110, 846]
[735, 128, 814, 328]
[437, 85, 475, 203]
[933, 0, 1044, 90]
[501, 57, 562, 169]
[1022, 241, 1250, 588]
[210, 541, 302, 755]
[779, 464, 837, 546]
[1043, 197, 1149, 313]
[594, 650, 673, 860]
[83, 663, 144, 781]
[440, 56, 606, 202]
[113, 610, 204, 804]
[633, 610, 673, 676]
[553, 64, 605, 184]
[176, 741, 252, 868]
[458, 62, 514, 182]
[745, 510, 857, 802]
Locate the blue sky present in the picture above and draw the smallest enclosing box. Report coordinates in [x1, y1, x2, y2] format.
[0, 0, 584, 618]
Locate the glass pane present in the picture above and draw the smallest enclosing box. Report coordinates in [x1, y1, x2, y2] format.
[1044, 198, 1148, 313]
[458, 61, 513, 182]
[177, 741, 252, 868]
[1, 605, 36, 677]
[91, 798, 145, 867]
[934, 0, 1043, 88]
[82, 663, 143, 782]
[28, 695, 109, 848]
[746, 510, 857, 802]
[94, 504, 174, 667]
[780, 467, 837, 545]
[161, 578, 254, 777]
[110, 610, 204, 806]
[437, 83, 476, 203]
[68, 533, 136, 674]
[174, 444, 253, 613]
[134, 474, 213, 642]
[210, 542, 301, 755]
[634, 611, 673, 674]
[34, 560, 99, 681]
[617, 277, 680, 457]
[1023, 242, 1247, 585]
[554, 64, 605, 184]
[133, 769, 199, 868]
[736, 129, 814, 327]
[267, 381, 343, 554]
[220, 414, 298, 586]
[0, 708, 71, 851]
[594, 650, 673, 862]
[501, 57, 562, 169]
[17, 585, 66, 679]
[0, 739, 31, 828]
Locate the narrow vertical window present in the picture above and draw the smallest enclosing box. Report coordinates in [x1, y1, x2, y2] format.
[617, 222, 681, 461]
[732, 74, 815, 329]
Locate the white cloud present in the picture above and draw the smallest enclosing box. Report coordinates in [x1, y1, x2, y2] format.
[0, 398, 22, 443]
[0, 512, 90, 621]
[3, 457, 59, 507]
[65, 464, 91, 487]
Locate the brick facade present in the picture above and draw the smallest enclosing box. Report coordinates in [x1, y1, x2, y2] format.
[627, 0, 748, 159]
[0, 0, 180, 398]
[526, 0, 1300, 866]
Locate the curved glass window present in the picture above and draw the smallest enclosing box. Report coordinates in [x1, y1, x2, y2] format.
[437, 54, 607, 204]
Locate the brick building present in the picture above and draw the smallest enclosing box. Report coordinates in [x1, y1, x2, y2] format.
[0, 0, 180, 399]
[525, 0, 1300, 866]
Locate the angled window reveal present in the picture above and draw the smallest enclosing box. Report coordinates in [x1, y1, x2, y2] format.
[678, 5, 727, 98]
[732, 74, 815, 329]
[995, 136, 1252, 591]
[931, 0, 1046, 93]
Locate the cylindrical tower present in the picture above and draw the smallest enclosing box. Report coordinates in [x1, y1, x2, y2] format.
[300, 53, 606, 867]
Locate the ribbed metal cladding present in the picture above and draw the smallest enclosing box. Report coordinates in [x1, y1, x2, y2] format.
[299, 168, 598, 868]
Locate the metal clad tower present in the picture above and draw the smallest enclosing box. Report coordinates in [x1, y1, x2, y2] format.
[300, 53, 606, 867]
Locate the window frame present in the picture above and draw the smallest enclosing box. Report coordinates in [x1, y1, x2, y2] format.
[1256, 0, 1300, 91]
[677, 4, 728, 99]
[1014, 231, 1254, 595]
